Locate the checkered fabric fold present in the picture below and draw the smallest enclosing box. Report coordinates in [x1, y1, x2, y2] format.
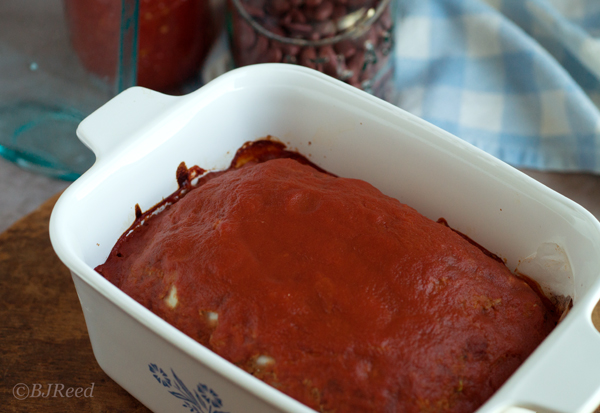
[394, 0, 600, 172]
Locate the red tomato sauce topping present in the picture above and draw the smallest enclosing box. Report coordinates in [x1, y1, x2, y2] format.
[97, 140, 558, 413]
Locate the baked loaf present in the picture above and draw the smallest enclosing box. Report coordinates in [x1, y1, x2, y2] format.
[97, 141, 558, 413]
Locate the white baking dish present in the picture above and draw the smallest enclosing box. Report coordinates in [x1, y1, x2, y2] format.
[50, 64, 600, 413]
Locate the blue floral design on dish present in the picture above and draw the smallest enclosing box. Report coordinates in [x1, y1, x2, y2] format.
[149, 363, 229, 413]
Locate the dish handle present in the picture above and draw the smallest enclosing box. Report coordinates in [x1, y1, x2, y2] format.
[498, 305, 600, 413]
[76, 87, 178, 161]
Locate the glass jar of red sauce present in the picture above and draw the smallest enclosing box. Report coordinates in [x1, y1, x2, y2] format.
[64, 0, 214, 93]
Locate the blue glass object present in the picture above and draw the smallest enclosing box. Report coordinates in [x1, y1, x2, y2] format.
[0, 0, 139, 180]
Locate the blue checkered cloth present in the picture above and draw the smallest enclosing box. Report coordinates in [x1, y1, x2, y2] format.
[394, 0, 600, 172]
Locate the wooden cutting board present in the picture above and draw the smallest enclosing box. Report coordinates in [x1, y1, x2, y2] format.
[1, 193, 599, 412]
[0, 193, 150, 412]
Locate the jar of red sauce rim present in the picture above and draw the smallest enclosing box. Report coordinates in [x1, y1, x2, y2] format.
[64, 0, 214, 93]
[228, 0, 395, 100]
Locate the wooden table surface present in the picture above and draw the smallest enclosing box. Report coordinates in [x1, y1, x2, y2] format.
[1, 193, 599, 412]
[0, 193, 150, 412]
